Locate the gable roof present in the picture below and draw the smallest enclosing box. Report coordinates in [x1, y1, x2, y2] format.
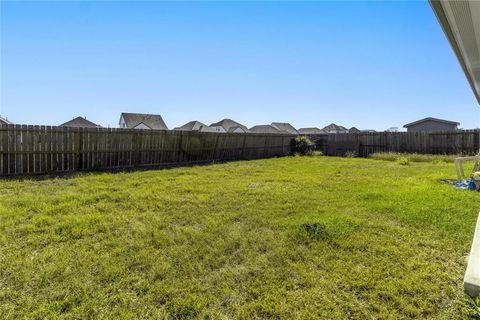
[403, 117, 460, 128]
[349, 127, 361, 133]
[120, 113, 168, 130]
[250, 125, 282, 134]
[321, 123, 348, 132]
[210, 119, 249, 132]
[298, 127, 324, 134]
[227, 126, 248, 133]
[271, 122, 298, 134]
[174, 121, 216, 132]
[0, 116, 12, 126]
[60, 116, 100, 128]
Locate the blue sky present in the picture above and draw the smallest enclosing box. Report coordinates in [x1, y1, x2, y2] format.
[1, 1, 478, 130]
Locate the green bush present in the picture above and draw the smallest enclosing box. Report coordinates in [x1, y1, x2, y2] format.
[292, 136, 315, 155]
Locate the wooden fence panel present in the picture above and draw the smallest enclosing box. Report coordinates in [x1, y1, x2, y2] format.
[309, 130, 480, 157]
[0, 125, 294, 177]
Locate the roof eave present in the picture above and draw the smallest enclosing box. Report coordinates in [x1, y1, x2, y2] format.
[429, 0, 480, 104]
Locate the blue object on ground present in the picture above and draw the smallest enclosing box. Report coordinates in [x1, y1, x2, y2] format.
[469, 179, 478, 191]
[456, 180, 470, 189]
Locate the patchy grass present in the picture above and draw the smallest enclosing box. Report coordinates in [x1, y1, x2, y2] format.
[370, 152, 463, 163]
[0, 156, 479, 319]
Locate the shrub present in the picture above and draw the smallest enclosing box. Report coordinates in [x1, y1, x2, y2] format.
[292, 136, 315, 155]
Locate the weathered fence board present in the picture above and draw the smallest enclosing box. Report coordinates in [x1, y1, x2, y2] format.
[0, 125, 295, 177]
[309, 130, 480, 156]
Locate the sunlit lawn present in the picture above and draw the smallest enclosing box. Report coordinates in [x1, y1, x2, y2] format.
[1, 156, 479, 319]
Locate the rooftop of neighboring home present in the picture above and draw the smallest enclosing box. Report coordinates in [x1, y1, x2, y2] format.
[298, 127, 324, 134]
[227, 126, 249, 133]
[271, 122, 298, 134]
[349, 127, 361, 133]
[0, 115, 12, 126]
[321, 123, 348, 132]
[60, 116, 101, 128]
[403, 117, 460, 128]
[250, 125, 283, 134]
[174, 120, 216, 132]
[119, 112, 168, 130]
[210, 119, 249, 132]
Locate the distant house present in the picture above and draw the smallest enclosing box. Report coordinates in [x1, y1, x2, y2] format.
[349, 127, 361, 134]
[228, 126, 249, 133]
[250, 125, 282, 134]
[210, 119, 249, 133]
[174, 121, 216, 132]
[60, 116, 100, 128]
[119, 113, 168, 130]
[271, 122, 299, 134]
[321, 123, 349, 134]
[298, 127, 324, 134]
[0, 116, 12, 127]
[403, 117, 459, 132]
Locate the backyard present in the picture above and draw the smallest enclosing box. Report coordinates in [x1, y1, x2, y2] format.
[1, 156, 479, 319]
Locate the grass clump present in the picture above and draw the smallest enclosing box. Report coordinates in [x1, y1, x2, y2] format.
[396, 156, 410, 166]
[0, 157, 479, 318]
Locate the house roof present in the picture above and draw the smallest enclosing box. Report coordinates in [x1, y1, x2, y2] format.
[174, 121, 215, 132]
[0, 116, 12, 126]
[210, 119, 249, 132]
[298, 127, 324, 134]
[430, 0, 480, 104]
[321, 123, 348, 132]
[271, 122, 298, 134]
[120, 113, 168, 130]
[227, 126, 248, 133]
[60, 116, 100, 128]
[349, 127, 361, 133]
[403, 117, 460, 128]
[250, 125, 283, 134]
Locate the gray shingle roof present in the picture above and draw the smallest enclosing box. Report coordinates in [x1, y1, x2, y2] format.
[271, 122, 298, 134]
[60, 116, 100, 128]
[120, 113, 168, 130]
[349, 127, 361, 133]
[321, 123, 348, 132]
[174, 121, 216, 132]
[210, 119, 249, 132]
[0, 116, 12, 126]
[403, 117, 459, 128]
[250, 125, 283, 134]
[298, 127, 324, 134]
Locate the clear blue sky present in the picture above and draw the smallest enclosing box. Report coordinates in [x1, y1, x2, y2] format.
[1, 1, 478, 130]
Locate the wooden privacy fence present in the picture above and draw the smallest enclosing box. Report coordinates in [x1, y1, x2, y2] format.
[309, 130, 480, 156]
[0, 125, 294, 177]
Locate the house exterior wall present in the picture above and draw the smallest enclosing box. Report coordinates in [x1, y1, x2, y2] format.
[406, 120, 458, 132]
[119, 116, 127, 128]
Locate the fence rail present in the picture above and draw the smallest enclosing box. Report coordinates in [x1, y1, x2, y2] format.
[0, 125, 294, 177]
[309, 130, 480, 156]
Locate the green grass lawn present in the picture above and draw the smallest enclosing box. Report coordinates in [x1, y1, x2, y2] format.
[1, 156, 480, 319]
